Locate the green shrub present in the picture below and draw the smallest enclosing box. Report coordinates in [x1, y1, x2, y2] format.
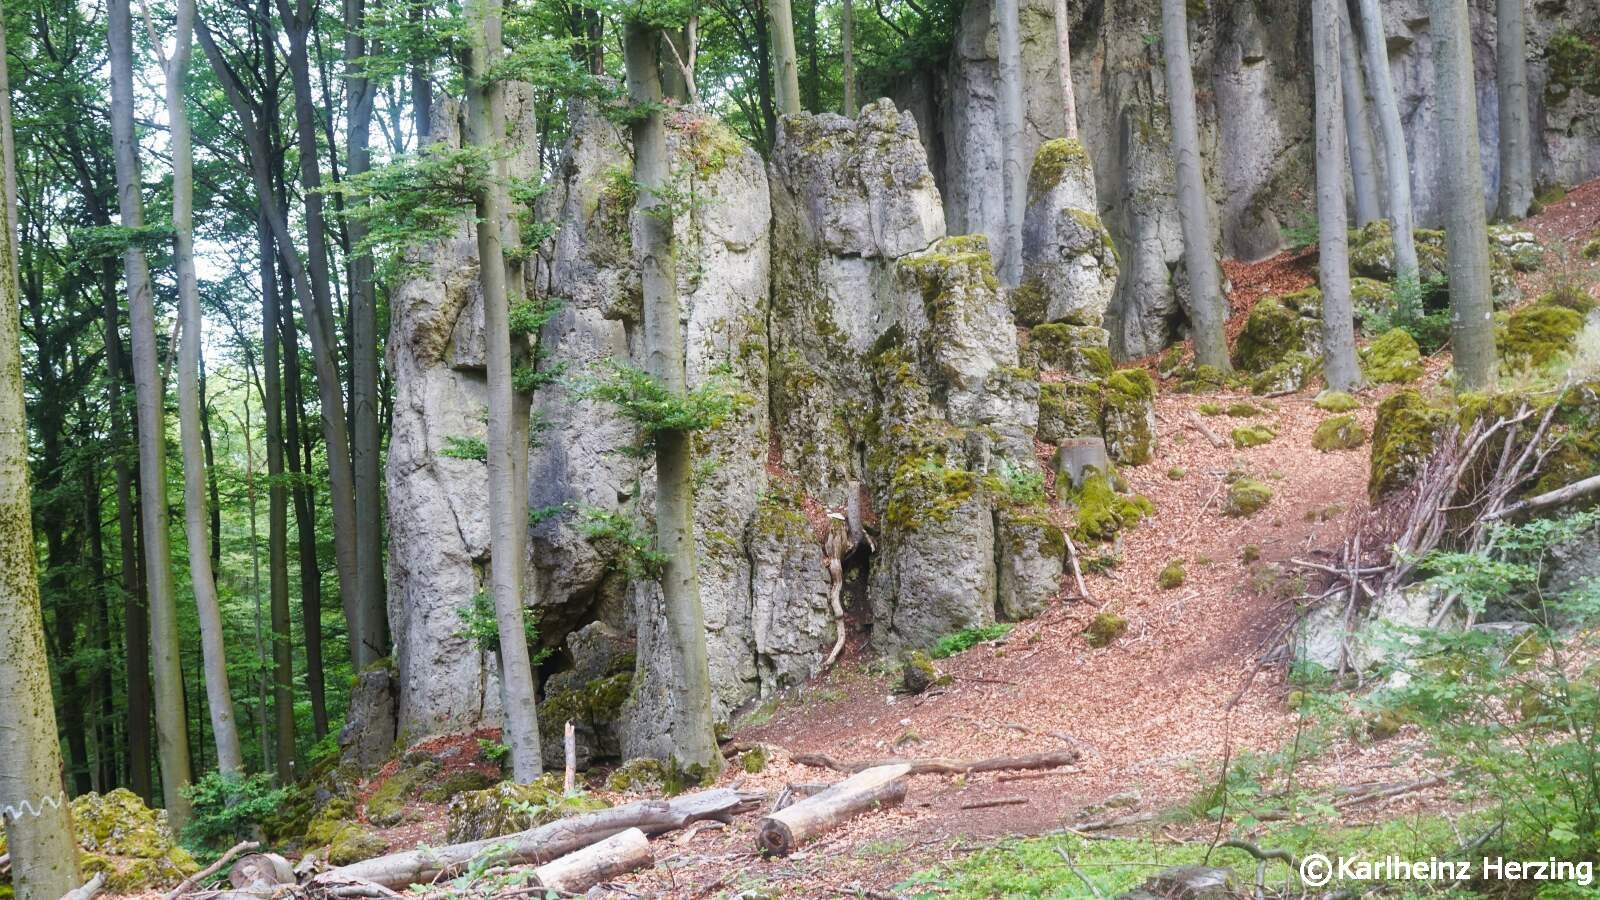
[180, 772, 287, 858]
[994, 458, 1046, 506]
[928, 623, 1013, 659]
[456, 590, 546, 655]
[440, 435, 488, 460]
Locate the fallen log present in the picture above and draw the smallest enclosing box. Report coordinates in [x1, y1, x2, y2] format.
[756, 764, 910, 856]
[61, 872, 107, 900]
[164, 840, 260, 900]
[312, 788, 747, 890]
[791, 749, 1078, 775]
[531, 827, 651, 893]
[1183, 411, 1228, 449]
[227, 852, 296, 893]
[959, 797, 1028, 810]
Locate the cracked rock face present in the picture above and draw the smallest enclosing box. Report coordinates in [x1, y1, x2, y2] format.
[901, 0, 1600, 360]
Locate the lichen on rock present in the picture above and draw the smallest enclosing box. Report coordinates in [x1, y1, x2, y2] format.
[1101, 369, 1158, 465]
[68, 789, 198, 892]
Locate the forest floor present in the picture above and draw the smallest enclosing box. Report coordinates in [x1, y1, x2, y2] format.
[313, 182, 1600, 898]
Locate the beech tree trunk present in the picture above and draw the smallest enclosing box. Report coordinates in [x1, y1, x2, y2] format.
[1159, 0, 1230, 370]
[111, 0, 193, 826]
[1430, 0, 1497, 388]
[623, 20, 721, 773]
[346, 0, 387, 683]
[1354, 0, 1420, 283]
[161, 0, 246, 778]
[996, 0, 1026, 286]
[260, 217, 296, 785]
[466, 0, 543, 782]
[1052, 0, 1078, 140]
[1496, 0, 1532, 220]
[0, 8, 81, 883]
[841, 0, 856, 116]
[1314, 0, 1361, 391]
[768, 0, 802, 115]
[1337, 3, 1381, 226]
[275, 0, 369, 667]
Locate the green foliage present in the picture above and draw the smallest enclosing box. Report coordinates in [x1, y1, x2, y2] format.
[455, 590, 546, 656]
[928, 623, 1013, 659]
[179, 772, 288, 857]
[440, 435, 488, 461]
[1282, 209, 1319, 252]
[1373, 511, 1600, 861]
[993, 458, 1045, 506]
[579, 359, 748, 440]
[1364, 275, 1452, 354]
[577, 507, 667, 579]
[70, 223, 174, 260]
[332, 145, 488, 259]
[508, 296, 562, 338]
[478, 738, 512, 765]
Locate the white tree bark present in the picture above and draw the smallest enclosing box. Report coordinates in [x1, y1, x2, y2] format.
[1354, 0, 1420, 283]
[0, 5, 81, 885]
[1314, 0, 1362, 391]
[768, 0, 802, 115]
[1052, 0, 1078, 140]
[1337, 2, 1381, 226]
[1430, 0, 1497, 387]
[996, 0, 1027, 286]
[156, 0, 246, 778]
[1159, 0, 1230, 369]
[111, 0, 192, 827]
[1496, 0, 1533, 219]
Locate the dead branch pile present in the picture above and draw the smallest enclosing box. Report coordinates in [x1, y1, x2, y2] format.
[1287, 394, 1564, 676]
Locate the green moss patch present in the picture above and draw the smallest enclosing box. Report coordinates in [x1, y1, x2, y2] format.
[1102, 369, 1158, 465]
[1027, 138, 1091, 202]
[1250, 351, 1320, 395]
[1157, 560, 1186, 589]
[1083, 612, 1128, 648]
[1369, 389, 1446, 500]
[1231, 424, 1277, 448]
[1234, 296, 1315, 373]
[1225, 402, 1262, 417]
[1037, 380, 1103, 443]
[538, 671, 634, 748]
[1498, 303, 1584, 372]
[1314, 391, 1360, 412]
[885, 457, 985, 533]
[901, 649, 939, 693]
[1029, 323, 1114, 380]
[1171, 363, 1243, 394]
[1071, 466, 1154, 543]
[1359, 328, 1425, 383]
[1311, 415, 1367, 451]
[70, 789, 199, 891]
[1224, 478, 1273, 517]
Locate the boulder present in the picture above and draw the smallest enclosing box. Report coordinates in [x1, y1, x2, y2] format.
[1101, 370, 1157, 465]
[996, 507, 1066, 620]
[69, 789, 199, 893]
[339, 662, 398, 772]
[1019, 138, 1119, 327]
[445, 776, 608, 843]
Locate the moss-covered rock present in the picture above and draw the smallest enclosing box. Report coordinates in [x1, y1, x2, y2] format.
[1028, 323, 1114, 380]
[1037, 380, 1103, 443]
[536, 670, 633, 770]
[1231, 424, 1277, 448]
[69, 789, 198, 892]
[1158, 560, 1186, 589]
[1234, 296, 1318, 373]
[884, 456, 985, 533]
[1583, 238, 1600, 261]
[420, 768, 499, 804]
[900, 649, 939, 693]
[324, 824, 389, 866]
[1225, 402, 1261, 417]
[1350, 277, 1394, 314]
[1101, 369, 1157, 465]
[1312, 415, 1367, 451]
[365, 759, 439, 827]
[1498, 303, 1584, 372]
[1028, 138, 1093, 203]
[1250, 351, 1320, 395]
[1071, 466, 1154, 543]
[605, 758, 667, 794]
[1540, 282, 1597, 315]
[1314, 391, 1360, 412]
[446, 775, 610, 843]
[739, 746, 769, 774]
[1224, 478, 1273, 517]
[1171, 363, 1243, 394]
[1083, 612, 1128, 648]
[1359, 328, 1424, 383]
[1369, 389, 1446, 500]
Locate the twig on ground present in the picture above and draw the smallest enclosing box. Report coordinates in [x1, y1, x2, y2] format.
[791, 749, 1079, 775]
[1056, 846, 1104, 898]
[959, 797, 1029, 810]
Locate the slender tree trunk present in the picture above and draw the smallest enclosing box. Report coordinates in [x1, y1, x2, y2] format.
[1314, 0, 1361, 391]
[111, 0, 192, 826]
[0, 5, 80, 887]
[1337, 3, 1381, 226]
[243, 399, 270, 774]
[1496, 0, 1532, 219]
[162, 0, 247, 776]
[282, 293, 329, 738]
[623, 21, 721, 773]
[261, 212, 299, 781]
[410, 1, 433, 145]
[201, 370, 222, 573]
[82, 461, 118, 791]
[274, 3, 367, 666]
[996, 0, 1026, 286]
[841, 0, 856, 116]
[346, 0, 387, 677]
[52, 580, 92, 796]
[465, 0, 543, 782]
[1354, 0, 1420, 283]
[768, 0, 802, 116]
[802, 0, 818, 111]
[1430, 0, 1497, 388]
[1160, 0, 1229, 369]
[1052, 0, 1077, 140]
